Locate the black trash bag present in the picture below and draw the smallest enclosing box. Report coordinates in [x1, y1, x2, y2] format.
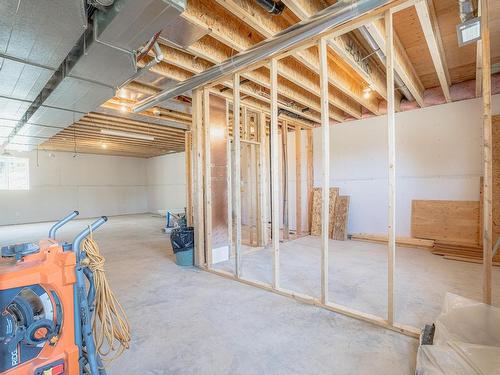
[170, 226, 194, 253]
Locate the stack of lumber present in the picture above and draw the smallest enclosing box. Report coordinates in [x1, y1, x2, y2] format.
[349, 234, 434, 249]
[310, 187, 350, 240]
[433, 240, 500, 266]
[411, 199, 500, 265]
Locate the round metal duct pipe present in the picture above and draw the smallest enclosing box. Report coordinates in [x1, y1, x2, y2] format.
[256, 0, 285, 15]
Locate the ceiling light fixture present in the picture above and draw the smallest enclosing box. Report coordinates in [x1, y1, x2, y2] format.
[101, 129, 155, 141]
[363, 87, 372, 99]
[120, 105, 128, 113]
[101, 143, 107, 149]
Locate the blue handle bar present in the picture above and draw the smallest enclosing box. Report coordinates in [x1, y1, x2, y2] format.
[49, 211, 79, 239]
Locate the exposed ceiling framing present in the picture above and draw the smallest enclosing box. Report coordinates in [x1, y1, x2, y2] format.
[23, 0, 500, 158]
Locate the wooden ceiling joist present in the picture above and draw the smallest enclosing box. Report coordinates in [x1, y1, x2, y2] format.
[181, 0, 368, 119]
[364, 19, 425, 107]
[75, 121, 185, 143]
[154, 46, 337, 122]
[146, 53, 325, 125]
[209, 0, 369, 117]
[280, 0, 383, 113]
[86, 113, 186, 134]
[328, 33, 401, 103]
[415, 0, 452, 102]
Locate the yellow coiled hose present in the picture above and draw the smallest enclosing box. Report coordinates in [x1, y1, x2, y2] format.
[81, 228, 131, 363]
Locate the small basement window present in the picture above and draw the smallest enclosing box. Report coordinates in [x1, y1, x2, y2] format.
[0, 156, 29, 190]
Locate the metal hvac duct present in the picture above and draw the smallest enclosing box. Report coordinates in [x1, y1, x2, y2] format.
[357, 26, 415, 102]
[133, 0, 393, 113]
[2, 0, 189, 151]
[0, 0, 87, 149]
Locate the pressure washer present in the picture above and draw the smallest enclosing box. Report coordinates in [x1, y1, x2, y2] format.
[0, 211, 129, 374]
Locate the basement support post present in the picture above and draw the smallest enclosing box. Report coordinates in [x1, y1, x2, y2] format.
[192, 89, 205, 267]
[234, 73, 243, 278]
[481, 0, 492, 305]
[270, 58, 280, 289]
[319, 36, 330, 305]
[385, 10, 396, 324]
[203, 88, 213, 266]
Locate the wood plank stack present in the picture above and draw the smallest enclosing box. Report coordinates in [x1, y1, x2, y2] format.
[411, 199, 500, 266]
[310, 187, 350, 240]
[349, 233, 434, 249]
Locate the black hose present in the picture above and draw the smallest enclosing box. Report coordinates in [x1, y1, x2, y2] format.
[256, 0, 285, 15]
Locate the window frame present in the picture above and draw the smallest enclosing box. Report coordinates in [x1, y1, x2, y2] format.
[0, 156, 30, 191]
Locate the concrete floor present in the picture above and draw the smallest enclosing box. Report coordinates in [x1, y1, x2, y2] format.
[214, 235, 500, 329]
[3, 214, 496, 374]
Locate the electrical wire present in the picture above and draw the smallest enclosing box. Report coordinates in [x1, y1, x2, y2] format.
[82, 229, 131, 362]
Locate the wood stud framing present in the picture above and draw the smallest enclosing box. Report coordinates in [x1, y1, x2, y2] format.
[258, 112, 268, 246]
[270, 58, 280, 289]
[295, 126, 302, 235]
[415, 0, 452, 102]
[385, 10, 396, 325]
[192, 89, 205, 267]
[282, 120, 289, 241]
[481, 0, 492, 305]
[319, 37, 330, 306]
[203, 88, 213, 266]
[189, 0, 497, 340]
[185, 131, 193, 227]
[234, 74, 243, 277]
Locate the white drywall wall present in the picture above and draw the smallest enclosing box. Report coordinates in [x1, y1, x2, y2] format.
[146, 152, 186, 214]
[0, 150, 148, 225]
[312, 94, 500, 237]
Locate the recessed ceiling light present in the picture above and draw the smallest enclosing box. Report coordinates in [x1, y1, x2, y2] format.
[101, 143, 107, 149]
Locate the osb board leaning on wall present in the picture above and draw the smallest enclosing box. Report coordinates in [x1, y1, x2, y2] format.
[311, 187, 338, 236]
[411, 200, 480, 245]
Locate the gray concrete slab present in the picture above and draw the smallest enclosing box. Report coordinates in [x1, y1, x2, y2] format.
[1, 214, 456, 374]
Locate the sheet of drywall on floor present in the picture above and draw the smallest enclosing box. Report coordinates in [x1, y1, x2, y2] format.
[0, 150, 148, 225]
[313, 94, 500, 236]
[146, 152, 186, 214]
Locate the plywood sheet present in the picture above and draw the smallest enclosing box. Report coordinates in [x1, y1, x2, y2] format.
[332, 196, 350, 241]
[411, 200, 480, 245]
[310, 187, 338, 236]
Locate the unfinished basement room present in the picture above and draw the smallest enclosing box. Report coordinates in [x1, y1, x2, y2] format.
[1, 0, 500, 374]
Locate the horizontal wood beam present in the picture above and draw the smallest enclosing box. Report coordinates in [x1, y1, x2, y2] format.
[148, 53, 323, 125]
[182, 0, 362, 119]
[280, 0, 382, 114]
[364, 19, 425, 107]
[415, 0, 451, 102]
[210, 0, 362, 118]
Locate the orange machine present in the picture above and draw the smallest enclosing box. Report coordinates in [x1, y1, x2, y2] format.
[0, 212, 107, 375]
